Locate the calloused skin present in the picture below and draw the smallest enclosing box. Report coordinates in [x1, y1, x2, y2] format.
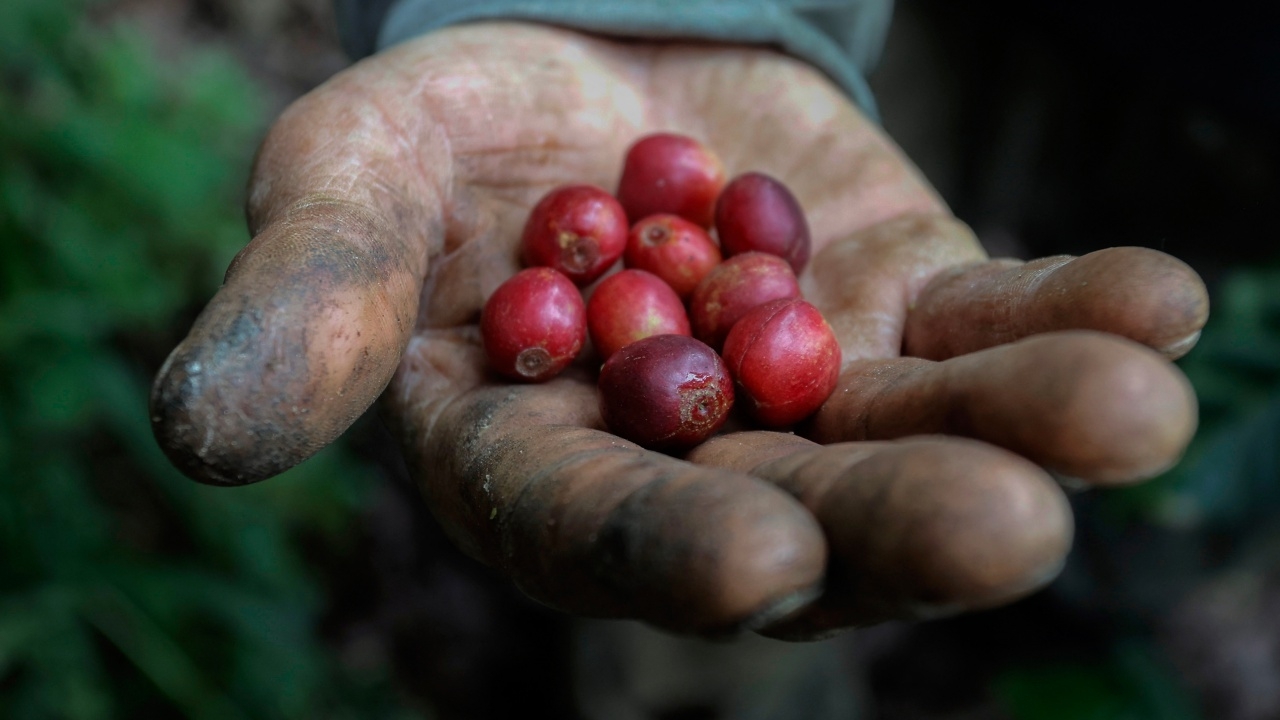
[151, 23, 1208, 638]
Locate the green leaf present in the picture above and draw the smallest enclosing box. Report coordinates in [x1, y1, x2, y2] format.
[82, 586, 250, 720]
[21, 588, 113, 720]
[0, 595, 55, 675]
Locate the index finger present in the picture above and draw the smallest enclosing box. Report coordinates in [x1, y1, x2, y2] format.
[150, 57, 443, 485]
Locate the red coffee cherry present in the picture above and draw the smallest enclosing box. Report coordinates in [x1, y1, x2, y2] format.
[616, 133, 726, 228]
[598, 334, 734, 451]
[481, 267, 586, 382]
[522, 184, 628, 286]
[689, 252, 801, 351]
[624, 214, 722, 300]
[715, 172, 811, 274]
[587, 269, 691, 361]
[721, 298, 841, 427]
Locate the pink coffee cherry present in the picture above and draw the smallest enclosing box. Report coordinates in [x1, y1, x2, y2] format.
[588, 269, 691, 361]
[624, 214, 722, 300]
[715, 172, 811, 274]
[598, 334, 734, 451]
[689, 252, 801, 351]
[481, 267, 586, 382]
[616, 133, 726, 228]
[522, 184, 628, 286]
[722, 298, 841, 427]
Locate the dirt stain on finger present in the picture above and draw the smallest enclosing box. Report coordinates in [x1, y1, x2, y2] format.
[152, 201, 421, 485]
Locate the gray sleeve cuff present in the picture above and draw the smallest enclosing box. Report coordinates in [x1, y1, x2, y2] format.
[338, 0, 892, 120]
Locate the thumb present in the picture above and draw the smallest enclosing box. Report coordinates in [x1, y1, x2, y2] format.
[151, 67, 441, 485]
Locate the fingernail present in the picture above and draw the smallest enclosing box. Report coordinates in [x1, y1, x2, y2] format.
[740, 582, 824, 632]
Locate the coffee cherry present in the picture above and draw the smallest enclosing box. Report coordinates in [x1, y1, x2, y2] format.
[522, 185, 628, 286]
[598, 334, 734, 451]
[689, 252, 801, 351]
[624, 214, 722, 300]
[715, 172, 811, 273]
[481, 267, 586, 382]
[587, 269, 691, 360]
[721, 298, 841, 427]
[616, 133, 726, 228]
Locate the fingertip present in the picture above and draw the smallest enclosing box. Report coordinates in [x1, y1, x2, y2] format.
[149, 299, 391, 486]
[1034, 332, 1199, 484]
[882, 440, 1073, 610]
[703, 482, 829, 629]
[151, 203, 422, 485]
[587, 466, 829, 634]
[816, 332, 1200, 485]
[904, 246, 1211, 360]
[1041, 247, 1209, 359]
[150, 338, 269, 486]
[824, 440, 1072, 606]
[752, 439, 1073, 639]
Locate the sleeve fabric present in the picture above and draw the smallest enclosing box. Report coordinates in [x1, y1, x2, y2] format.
[333, 0, 893, 120]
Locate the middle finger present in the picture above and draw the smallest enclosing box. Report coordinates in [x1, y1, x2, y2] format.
[385, 333, 828, 635]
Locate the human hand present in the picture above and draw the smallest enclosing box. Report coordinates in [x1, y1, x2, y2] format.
[151, 23, 1208, 638]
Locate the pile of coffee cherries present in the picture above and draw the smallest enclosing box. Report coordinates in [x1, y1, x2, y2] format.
[480, 133, 841, 451]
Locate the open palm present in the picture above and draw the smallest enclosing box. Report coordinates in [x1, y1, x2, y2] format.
[152, 23, 1207, 638]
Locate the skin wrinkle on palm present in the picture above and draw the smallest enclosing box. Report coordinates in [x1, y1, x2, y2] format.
[151, 22, 1209, 637]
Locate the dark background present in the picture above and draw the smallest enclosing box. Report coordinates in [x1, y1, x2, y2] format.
[2, 0, 1277, 718]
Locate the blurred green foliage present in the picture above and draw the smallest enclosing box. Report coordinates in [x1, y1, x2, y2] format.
[996, 640, 1200, 720]
[0, 0, 423, 717]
